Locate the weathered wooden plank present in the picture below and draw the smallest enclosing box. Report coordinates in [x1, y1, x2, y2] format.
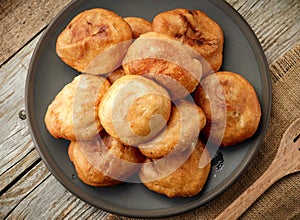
[0, 0, 299, 219]
[226, 0, 300, 64]
[0, 23, 97, 218]
[0, 29, 108, 218]
[0, 161, 50, 219]
[0, 0, 72, 65]
[0, 35, 41, 178]
[0, 148, 40, 193]
[0, 0, 299, 66]
[2, 162, 109, 220]
[0, 130, 34, 176]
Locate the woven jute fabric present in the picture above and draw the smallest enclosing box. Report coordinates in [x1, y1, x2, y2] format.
[108, 43, 300, 220]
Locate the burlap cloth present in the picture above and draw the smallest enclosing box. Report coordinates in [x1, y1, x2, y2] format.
[107, 43, 300, 220]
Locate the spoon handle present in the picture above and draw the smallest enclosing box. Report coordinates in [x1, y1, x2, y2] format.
[215, 162, 283, 220]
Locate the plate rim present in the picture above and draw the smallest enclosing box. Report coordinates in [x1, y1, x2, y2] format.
[25, 0, 271, 218]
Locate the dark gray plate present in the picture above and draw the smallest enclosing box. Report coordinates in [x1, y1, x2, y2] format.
[26, 0, 271, 218]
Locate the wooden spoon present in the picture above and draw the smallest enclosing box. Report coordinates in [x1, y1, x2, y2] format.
[215, 118, 300, 220]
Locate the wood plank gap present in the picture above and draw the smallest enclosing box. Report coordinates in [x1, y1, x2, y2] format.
[1, 163, 51, 219]
[3, 177, 51, 220]
[0, 157, 41, 196]
[0, 145, 36, 177]
[0, 147, 40, 192]
[246, 0, 260, 11]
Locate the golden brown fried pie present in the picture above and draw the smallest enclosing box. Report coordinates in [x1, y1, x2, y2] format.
[48, 7, 262, 197]
[68, 133, 145, 186]
[152, 8, 224, 74]
[56, 8, 132, 75]
[99, 75, 171, 146]
[194, 71, 261, 146]
[122, 32, 203, 100]
[124, 17, 152, 38]
[45, 74, 110, 141]
[140, 139, 211, 197]
[138, 100, 206, 159]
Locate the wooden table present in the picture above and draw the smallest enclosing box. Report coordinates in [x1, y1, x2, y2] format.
[0, 0, 299, 219]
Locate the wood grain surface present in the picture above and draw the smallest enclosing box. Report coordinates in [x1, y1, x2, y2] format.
[0, 0, 72, 65]
[0, 0, 299, 219]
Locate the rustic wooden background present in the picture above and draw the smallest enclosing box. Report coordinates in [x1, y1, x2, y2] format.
[0, 0, 299, 219]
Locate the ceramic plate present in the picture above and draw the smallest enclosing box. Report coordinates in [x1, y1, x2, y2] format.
[26, 0, 271, 218]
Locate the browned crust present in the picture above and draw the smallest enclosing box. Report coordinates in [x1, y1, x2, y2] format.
[138, 100, 206, 159]
[68, 134, 145, 186]
[68, 141, 121, 186]
[152, 8, 224, 73]
[56, 8, 132, 73]
[123, 58, 199, 100]
[124, 17, 152, 38]
[107, 67, 126, 84]
[122, 32, 203, 100]
[98, 75, 171, 146]
[44, 75, 111, 141]
[140, 139, 211, 197]
[194, 71, 261, 146]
